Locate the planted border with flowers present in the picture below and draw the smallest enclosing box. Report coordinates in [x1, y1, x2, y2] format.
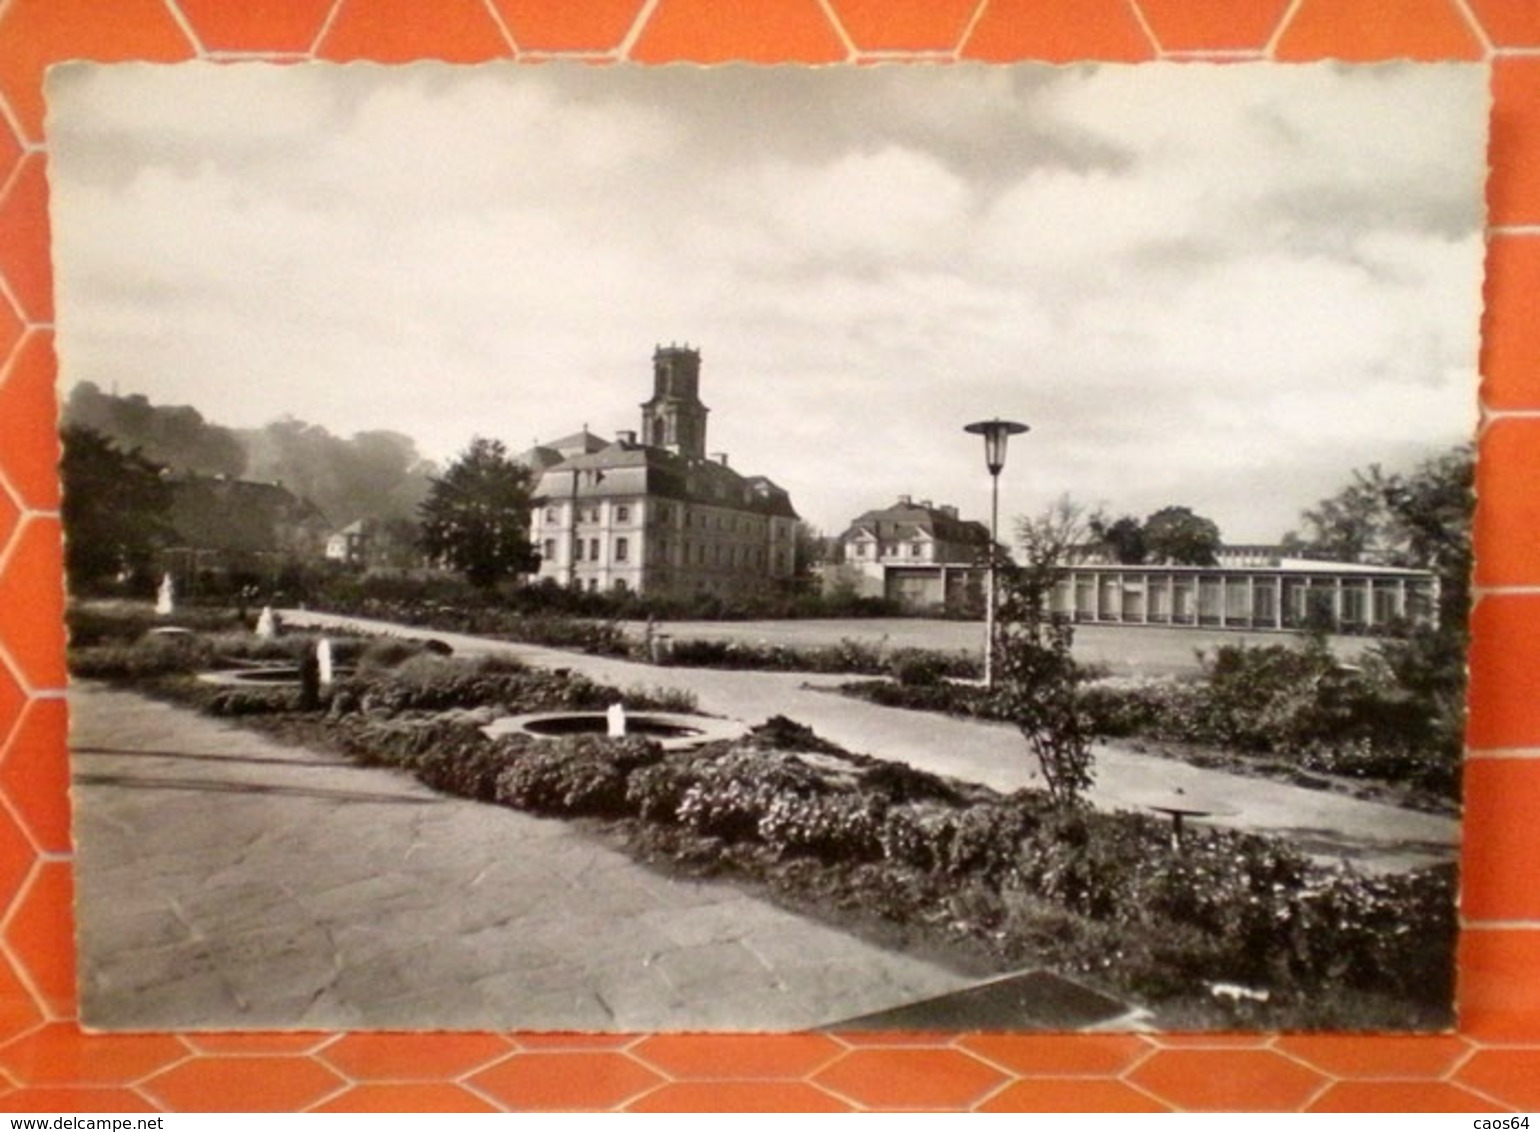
[839, 632, 1462, 811]
[69, 607, 1453, 1030]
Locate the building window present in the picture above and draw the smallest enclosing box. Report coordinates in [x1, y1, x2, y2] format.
[588, 538, 600, 561]
[543, 539, 556, 562]
[587, 578, 598, 592]
[614, 578, 628, 593]
[544, 508, 556, 523]
[615, 537, 629, 562]
[617, 505, 630, 522]
[573, 539, 583, 561]
[910, 543, 922, 557]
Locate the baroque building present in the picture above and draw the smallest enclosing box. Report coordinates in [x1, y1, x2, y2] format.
[830, 496, 992, 613]
[522, 345, 799, 599]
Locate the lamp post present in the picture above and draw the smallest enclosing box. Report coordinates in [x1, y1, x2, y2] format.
[964, 418, 1029, 689]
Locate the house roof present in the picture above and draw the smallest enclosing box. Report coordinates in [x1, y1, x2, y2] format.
[548, 429, 612, 455]
[513, 444, 565, 472]
[532, 442, 798, 519]
[838, 499, 989, 547]
[166, 476, 328, 553]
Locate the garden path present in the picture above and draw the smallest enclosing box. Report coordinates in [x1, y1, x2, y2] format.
[285, 610, 1459, 873]
[73, 684, 988, 1031]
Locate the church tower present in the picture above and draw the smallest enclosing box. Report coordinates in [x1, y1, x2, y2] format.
[641, 344, 709, 459]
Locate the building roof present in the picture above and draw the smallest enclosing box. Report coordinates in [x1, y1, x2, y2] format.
[166, 476, 328, 553]
[1068, 543, 1434, 577]
[532, 442, 798, 520]
[838, 498, 989, 547]
[514, 429, 616, 473]
[547, 429, 612, 456]
[1058, 558, 1435, 579]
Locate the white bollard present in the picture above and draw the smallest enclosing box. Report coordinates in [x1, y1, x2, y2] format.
[606, 702, 627, 738]
[317, 637, 334, 686]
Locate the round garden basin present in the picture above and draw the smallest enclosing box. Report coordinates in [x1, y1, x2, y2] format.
[196, 664, 354, 687]
[482, 711, 746, 751]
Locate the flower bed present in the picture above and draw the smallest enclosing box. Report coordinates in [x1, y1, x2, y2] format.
[837, 635, 1462, 810]
[320, 702, 1452, 1026]
[69, 604, 1455, 1029]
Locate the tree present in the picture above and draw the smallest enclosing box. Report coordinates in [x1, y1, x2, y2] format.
[59, 425, 175, 592]
[995, 495, 1097, 807]
[1142, 505, 1221, 566]
[417, 437, 538, 589]
[1286, 465, 1398, 564]
[1089, 513, 1147, 564]
[1381, 445, 1474, 633]
[793, 521, 830, 579]
[1012, 493, 1094, 579]
[244, 418, 436, 528]
[1288, 445, 1475, 778]
[1286, 444, 1473, 631]
[64, 382, 247, 478]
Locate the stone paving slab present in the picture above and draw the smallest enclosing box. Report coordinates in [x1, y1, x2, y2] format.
[72, 685, 982, 1032]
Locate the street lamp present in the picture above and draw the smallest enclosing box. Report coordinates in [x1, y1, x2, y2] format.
[964, 418, 1029, 688]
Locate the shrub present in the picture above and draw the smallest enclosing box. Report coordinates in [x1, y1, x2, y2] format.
[69, 632, 219, 679]
[860, 759, 965, 806]
[67, 604, 244, 648]
[198, 686, 301, 716]
[625, 758, 702, 823]
[888, 648, 979, 686]
[357, 637, 431, 672]
[494, 736, 661, 817]
[415, 737, 522, 801]
[757, 790, 885, 862]
[675, 749, 829, 841]
[879, 804, 956, 871]
[345, 654, 670, 717]
[744, 715, 850, 755]
[658, 636, 894, 675]
[619, 683, 699, 714]
[945, 801, 1038, 882]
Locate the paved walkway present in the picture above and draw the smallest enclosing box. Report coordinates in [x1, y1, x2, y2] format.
[73, 687, 982, 1032]
[286, 611, 1459, 873]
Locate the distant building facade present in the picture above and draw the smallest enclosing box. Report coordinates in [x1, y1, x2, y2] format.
[324, 517, 420, 571]
[522, 345, 799, 599]
[1053, 548, 1438, 632]
[829, 508, 1438, 631]
[830, 496, 992, 613]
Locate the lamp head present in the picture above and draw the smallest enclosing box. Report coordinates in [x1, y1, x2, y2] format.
[964, 418, 1030, 475]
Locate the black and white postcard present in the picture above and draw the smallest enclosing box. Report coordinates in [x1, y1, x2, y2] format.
[48, 62, 1487, 1032]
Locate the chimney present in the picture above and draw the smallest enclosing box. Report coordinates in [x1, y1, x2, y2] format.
[940, 504, 959, 519]
[897, 494, 912, 506]
[711, 452, 729, 467]
[616, 429, 637, 447]
[920, 499, 933, 510]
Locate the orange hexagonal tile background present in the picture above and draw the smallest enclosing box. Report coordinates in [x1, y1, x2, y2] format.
[0, 0, 1536, 1113]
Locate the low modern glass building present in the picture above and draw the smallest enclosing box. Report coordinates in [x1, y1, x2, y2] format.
[1050, 558, 1438, 632]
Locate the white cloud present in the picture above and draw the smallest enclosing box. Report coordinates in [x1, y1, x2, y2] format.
[47, 62, 1488, 541]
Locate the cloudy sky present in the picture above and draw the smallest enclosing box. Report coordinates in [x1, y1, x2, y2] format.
[47, 62, 1487, 542]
